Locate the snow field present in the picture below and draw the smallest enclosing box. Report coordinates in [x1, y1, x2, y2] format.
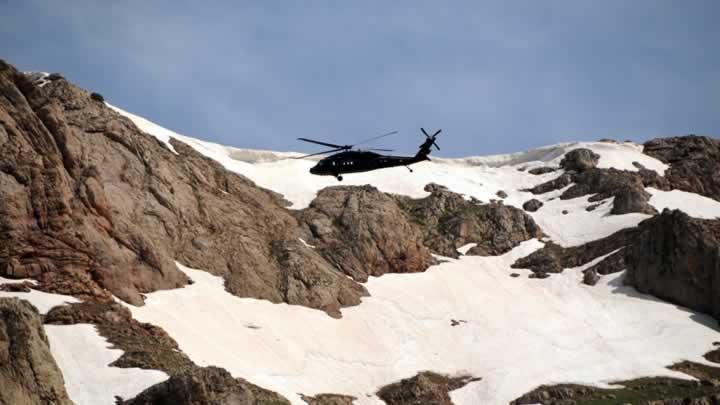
[127, 246, 719, 404]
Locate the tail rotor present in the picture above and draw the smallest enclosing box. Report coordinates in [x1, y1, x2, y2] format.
[420, 128, 442, 151]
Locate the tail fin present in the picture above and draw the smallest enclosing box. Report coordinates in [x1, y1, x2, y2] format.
[414, 128, 441, 161]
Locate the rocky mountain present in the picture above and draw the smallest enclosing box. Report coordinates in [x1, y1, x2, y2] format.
[1, 58, 720, 404]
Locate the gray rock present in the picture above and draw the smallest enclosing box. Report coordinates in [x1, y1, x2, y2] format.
[123, 366, 290, 405]
[528, 167, 557, 175]
[523, 199, 543, 212]
[582, 269, 600, 286]
[560, 148, 600, 172]
[377, 371, 480, 405]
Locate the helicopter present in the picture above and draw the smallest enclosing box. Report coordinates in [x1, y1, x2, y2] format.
[295, 128, 442, 181]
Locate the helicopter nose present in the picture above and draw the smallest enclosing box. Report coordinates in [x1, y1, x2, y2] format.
[309, 165, 318, 174]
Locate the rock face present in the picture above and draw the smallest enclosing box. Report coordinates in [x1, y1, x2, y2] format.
[0, 298, 73, 405]
[625, 209, 720, 321]
[0, 60, 368, 316]
[122, 366, 290, 405]
[377, 372, 480, 405]
[296, 186, 434, 282]
[396, 184, 542, 258]
[644, 135, 720, 201]
[559, 148, 599, 172]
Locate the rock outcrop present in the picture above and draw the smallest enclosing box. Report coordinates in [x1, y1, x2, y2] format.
[0, 60, 368, 316]
[644, 135, 720, 201]
[511, 227, 637, 277]
[395, 184, 542, 258]
[559, 148, 599, 172]
[0, 298, 73, 405]
[296, 186, 434, 282]
[526, 165, 658, 215]
[624, 209, 720, 321]
[122, 366, 290, 405]
[377, 372, 480, 405]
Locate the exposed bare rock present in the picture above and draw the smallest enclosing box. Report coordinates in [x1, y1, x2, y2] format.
[496, 190, 508, 199]
[377, 371, 480, 405]
[0, 298, 73, 405]
[301, 393, 356, 405]
[624, 209, 720, 321]
[526, 166, 657, 215]
[297, 186, 434, 281]
[396, 185, 542, 258]
[559, 148, 599, 172]
[644, 135, 720, 201]
[524, 174, 573, 195]
[528, 167, 557, 175]
[122, 366, 291, 405]
[0, 59, 367, 316]
[512, 228, 638, 277]
[582, 268, 600, 286]
[45, 301, 194, 374]
[561, 168, 656, 215]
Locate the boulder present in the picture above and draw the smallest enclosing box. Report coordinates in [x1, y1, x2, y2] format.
[122, 366, 290, 405]
[522, 199, 543, 212]
[296, 186, 434, 282]
[559, 148, 599, 172]
[377, 371, 480, 405]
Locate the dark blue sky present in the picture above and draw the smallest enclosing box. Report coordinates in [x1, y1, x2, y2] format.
[2, 1, 718, 156]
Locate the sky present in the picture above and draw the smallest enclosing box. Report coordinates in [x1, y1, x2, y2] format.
[1, 1, 718, 157]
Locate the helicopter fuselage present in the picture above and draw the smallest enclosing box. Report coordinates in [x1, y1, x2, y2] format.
[309, 150, 427, 178]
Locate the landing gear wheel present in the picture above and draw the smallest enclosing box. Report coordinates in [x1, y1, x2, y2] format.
[336, 175, 343, 181]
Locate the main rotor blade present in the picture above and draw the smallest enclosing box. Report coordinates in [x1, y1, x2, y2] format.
[292, 148, 344, 159]
[432, 129, 442, 137]
[433, 142, 440, 151]
[297, 137, 344, 149]
[421, 128, 430, 138]
[353, 130, 399, 147]
[368, 148, 394, 152]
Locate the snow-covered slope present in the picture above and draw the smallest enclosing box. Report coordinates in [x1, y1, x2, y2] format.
[7, 105, 718, 405]
[127, 251, 718, 404]
[108, 107, 719, 404]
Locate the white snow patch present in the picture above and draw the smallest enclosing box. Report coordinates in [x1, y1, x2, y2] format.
[107, 104, 179, 154]
[0, 276, 38, 285]
[46, 324, 168, 405]
[129, 250, 719, 404]
[647, 187, 720, 219]
[0, 287, 78, 314]
[529, 195, 650, 247]
[298, 238, 316, 249]
[456, 243, 477, 255]
[24, 71, 51, 87]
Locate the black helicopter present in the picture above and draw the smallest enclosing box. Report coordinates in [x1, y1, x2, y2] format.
[296, 128, 441, 181]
